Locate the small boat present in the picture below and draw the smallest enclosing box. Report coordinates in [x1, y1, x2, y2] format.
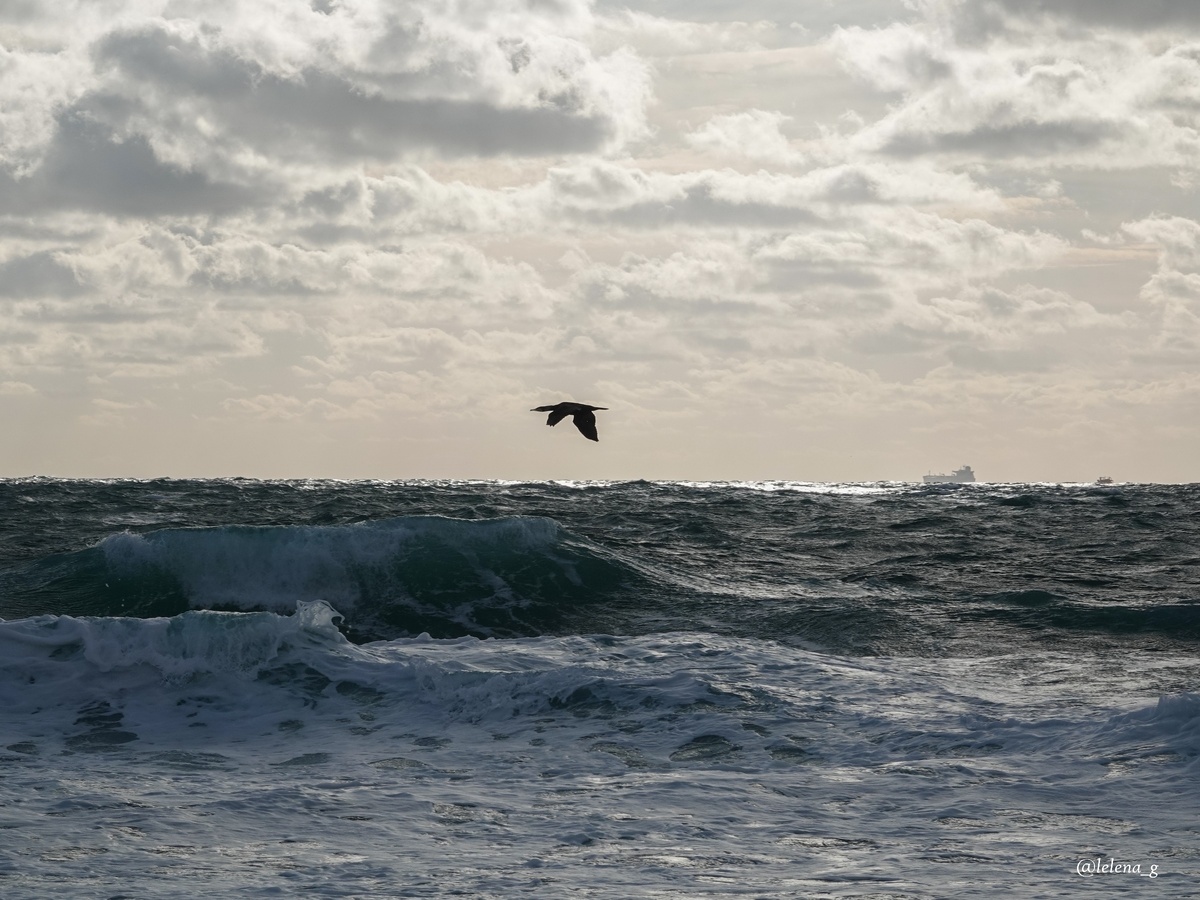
[1095, 476, 1114, 485]
[923, 465, 976, 484]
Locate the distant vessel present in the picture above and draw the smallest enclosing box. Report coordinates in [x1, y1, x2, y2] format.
[1095, 476, 1114, 485]
[923, 465, 976, 484]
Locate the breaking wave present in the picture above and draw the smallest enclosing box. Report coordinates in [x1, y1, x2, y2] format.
[0, 517, 637, 641]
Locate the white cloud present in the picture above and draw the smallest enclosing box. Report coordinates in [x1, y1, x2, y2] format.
[0, 43, 91, 176]
[831, 6, 1200, 171]
[755, 209, 1064, 293]
[1120, 216, 1200, 351]
[685, 109, 798, 165]
[1122, 216, 1200, 273]
[594, 10, 780, 57]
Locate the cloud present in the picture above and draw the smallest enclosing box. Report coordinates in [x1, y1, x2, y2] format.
[594, 10, 782, 57]
[685, 109, 798, 165]
[831, 7, 1200, 171]
[985, 0, 1200, 32]
[552, 207, 1075, 384]
[89, 24, 627, 162]
[0, 113, 261, 217]
[877, 283, 1121, 372]
[0, 227, 272, 377]
[1122, 215, 1200, 272]
[80, 395, 157, 426]
[754, 209, 1065, 291]
[1120, 216, 1200, 351]
[0, 39, 91, 176]
[0, 144, 1064, 407]
[0, 0, 654, 224]
[0, 296, 267, 379]
[546, 164, 825, 229]
[0, 250, 86, 297]
[254, 157, 1001, 245]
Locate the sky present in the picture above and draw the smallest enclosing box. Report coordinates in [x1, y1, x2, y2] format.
[1, 0, 1198, 482]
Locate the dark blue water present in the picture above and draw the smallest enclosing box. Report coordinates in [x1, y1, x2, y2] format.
[1, 478, 1197, 655]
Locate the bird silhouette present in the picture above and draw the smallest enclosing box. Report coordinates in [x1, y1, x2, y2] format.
[531, 402, 607, 442]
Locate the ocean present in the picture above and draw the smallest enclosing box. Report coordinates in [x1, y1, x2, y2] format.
[0, 478, 1197, 898]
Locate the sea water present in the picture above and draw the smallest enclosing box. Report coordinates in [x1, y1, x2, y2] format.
[0, 478, 1197, 898]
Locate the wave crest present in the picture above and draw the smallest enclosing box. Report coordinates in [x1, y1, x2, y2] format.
[0, 600, 345, 684]
[7, 517, 632, 640]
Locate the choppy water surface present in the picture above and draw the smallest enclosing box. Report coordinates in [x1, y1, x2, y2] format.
[1, 479, 1197, 897]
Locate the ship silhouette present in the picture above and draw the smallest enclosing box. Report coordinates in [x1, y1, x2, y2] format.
[923, 465, 976, 484]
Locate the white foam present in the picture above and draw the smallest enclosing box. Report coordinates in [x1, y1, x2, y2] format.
[2, 616, 1197, 897]
[668, 480, 907, 495]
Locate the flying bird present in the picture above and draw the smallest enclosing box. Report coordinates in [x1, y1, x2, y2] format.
[531, 402, 608, 442]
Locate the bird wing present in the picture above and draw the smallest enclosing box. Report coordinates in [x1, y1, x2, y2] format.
[532, 402, 605, 434]
[572, 410, 599, 441]
[531, 404, 572, 426]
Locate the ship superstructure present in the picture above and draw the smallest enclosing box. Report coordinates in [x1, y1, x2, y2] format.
[923, 465, 976, 484]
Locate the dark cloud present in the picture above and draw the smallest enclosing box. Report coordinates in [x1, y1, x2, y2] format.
[948, 0, 1200, 43]
[0, 251, 85, 298]
[884, 120, 1119, 159]
[93, 26, 611, 162]
[0, 1, 40, 23]
[0, 114, 258, 217]
[946, 343, 1054, 372]
[300, 182, 368, 218]
[990, 0, 1200, 31]
[819, 169, 883, 203]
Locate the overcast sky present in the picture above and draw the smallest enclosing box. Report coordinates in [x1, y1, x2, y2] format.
[1, 0, 1198, 481]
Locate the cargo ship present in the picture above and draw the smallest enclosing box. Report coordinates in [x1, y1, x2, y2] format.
[923, 465, 976, 484]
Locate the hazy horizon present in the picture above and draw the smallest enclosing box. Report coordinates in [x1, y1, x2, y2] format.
[3, 1, 1199, 483]
[0, 474, 1186, 488]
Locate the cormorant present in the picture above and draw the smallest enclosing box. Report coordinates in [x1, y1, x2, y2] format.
[531, 402, 607, 442]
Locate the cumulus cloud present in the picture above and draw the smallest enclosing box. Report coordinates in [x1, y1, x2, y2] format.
[831, 5, 1200, 171]
[87, 23, 629, 162]
[1123, 216, 1200, 272]
[0, 114, 262, 218]
[755, 209, 1064, 293]
[685, 109, 798, 165]
[0, 0, 653, 223]
[1120, 216, 1200, 351]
